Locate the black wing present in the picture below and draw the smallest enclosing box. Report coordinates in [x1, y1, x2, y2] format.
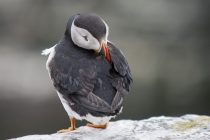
[48, 43, 115, 113]
[108, 41, 133, 98]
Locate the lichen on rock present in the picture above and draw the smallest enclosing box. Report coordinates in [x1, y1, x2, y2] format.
[173, 115, 210, 131]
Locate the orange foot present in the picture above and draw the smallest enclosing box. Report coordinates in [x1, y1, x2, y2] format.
[57, 117, 77, 133]
[86, 123, 108, 129]
[57, 126, 76, 133]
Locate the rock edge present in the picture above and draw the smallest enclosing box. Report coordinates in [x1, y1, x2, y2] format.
[10, 114, 210, 140]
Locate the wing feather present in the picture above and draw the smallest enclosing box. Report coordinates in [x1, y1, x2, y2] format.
[49, 53, 115, 113]
[72, 92, 115, 113]
[107, 42, 133, 92]
[111, 91, 123, 110]
[48, 40, 132, 114]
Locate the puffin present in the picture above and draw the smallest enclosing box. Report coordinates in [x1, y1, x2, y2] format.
[42, 13, 132, 133]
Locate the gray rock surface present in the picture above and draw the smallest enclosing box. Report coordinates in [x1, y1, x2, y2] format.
[10, 115, 210, 140]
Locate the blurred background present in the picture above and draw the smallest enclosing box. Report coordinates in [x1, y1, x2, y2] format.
[0, 0, 210, 139]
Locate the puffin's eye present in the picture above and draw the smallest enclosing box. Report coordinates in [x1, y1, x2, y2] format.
[83, 36, 88, 41]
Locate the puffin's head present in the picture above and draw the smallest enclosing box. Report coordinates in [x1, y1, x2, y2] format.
[67, 13, 109, 53]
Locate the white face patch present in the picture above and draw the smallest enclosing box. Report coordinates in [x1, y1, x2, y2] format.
[71, 20, 101, 51]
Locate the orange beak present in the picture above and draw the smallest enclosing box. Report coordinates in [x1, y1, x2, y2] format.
[100, 40, 111, 62]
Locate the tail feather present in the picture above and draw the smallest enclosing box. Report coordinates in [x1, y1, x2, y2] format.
[41, 45, 56, 56]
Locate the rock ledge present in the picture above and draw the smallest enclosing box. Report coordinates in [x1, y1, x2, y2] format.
[10, 115, 210, 140]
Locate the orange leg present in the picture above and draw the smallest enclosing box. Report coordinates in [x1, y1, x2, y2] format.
[86, 122, 108, 129]
[57, 117, 77, 133]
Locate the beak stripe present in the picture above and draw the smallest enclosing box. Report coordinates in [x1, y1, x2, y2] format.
[99, 40, 112, 62]
[103, 44, 111, 62]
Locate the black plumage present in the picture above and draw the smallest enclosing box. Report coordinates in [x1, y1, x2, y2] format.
[48, 38, 132, 116]
[43, 13, 132, 130]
